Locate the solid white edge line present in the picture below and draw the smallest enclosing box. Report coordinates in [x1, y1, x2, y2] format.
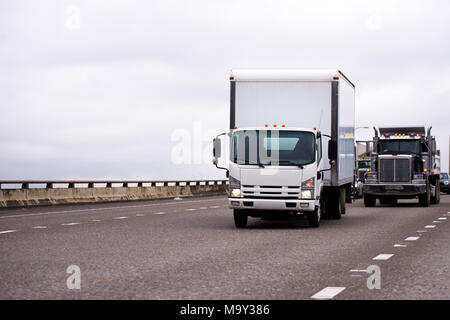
[311, 287, 346, 300]
[0, 197, 225, 219]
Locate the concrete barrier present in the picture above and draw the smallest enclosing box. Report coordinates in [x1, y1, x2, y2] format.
[0, 180, 228, 208]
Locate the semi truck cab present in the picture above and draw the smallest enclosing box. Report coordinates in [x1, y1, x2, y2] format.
[363, 126, 440, 207]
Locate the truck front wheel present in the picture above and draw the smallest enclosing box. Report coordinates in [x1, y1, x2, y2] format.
[419, 185, 430, 207]
[363, 193, 376, 207]
[233, 209, 248, 228]
[307, 207, 321, 228]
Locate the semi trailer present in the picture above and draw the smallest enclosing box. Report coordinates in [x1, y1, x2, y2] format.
[362, 126, 440, 207]
[212, 69, 355, 228]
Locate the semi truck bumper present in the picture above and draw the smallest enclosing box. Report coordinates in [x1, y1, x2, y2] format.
[228, 198, 316, 211]
[363, 184, 426, 196]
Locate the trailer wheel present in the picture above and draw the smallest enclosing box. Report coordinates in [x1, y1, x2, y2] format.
[233, 209, 248, 228]
[307, 207, 321, 228]
[363, 193, 376, 207]
[419, 184, 430, 207]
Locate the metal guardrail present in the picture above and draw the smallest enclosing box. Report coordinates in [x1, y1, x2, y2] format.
[0, 180, 228, 190]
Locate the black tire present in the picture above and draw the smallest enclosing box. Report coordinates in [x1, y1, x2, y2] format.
[340, 188, 346, 215]
[331, 189, 342, 220]
[364, 193, 376, 207]
[431, 182, 440, 204]
[307, 208, 321, 228]
[233, 209, 248, 228]
[345, 185, 352, 203]
[419, 184, 430, 207]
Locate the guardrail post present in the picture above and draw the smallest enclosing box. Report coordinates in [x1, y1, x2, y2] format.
[123, 182, 128, 187]
[88, 183, 94, 188]
[175, 182, 180, 186]
[106, 182, 112, 188]
[163, 182, 168, 187]
[22, 183, 29, 189]
[46, 183, 53, 189]
[69, 183, 75, 188]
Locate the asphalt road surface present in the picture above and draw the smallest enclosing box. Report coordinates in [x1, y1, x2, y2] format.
[0, 194, 449, 299]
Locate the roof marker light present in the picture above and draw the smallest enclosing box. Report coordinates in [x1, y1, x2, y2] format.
[234, 126, 237, 129]
[282, 125, 286, 127]
[313, 127, 317, 130]
[273, 124, 277, 127]
[265, 124, 268, 127]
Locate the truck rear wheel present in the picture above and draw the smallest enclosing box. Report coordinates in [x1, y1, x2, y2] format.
[431, 181, 440, 204]
[307, 207, 321, 228]
[363, 193, 376, 207]
[233, 209, 248, 228]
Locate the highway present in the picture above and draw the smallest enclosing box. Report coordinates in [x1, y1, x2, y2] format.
[0, 194, 449, 300]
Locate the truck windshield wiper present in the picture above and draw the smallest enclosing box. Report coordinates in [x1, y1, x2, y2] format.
[278, 160, 304, 169]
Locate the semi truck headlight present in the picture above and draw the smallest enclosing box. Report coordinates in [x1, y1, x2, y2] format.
[229, 176, 242, 198]
[301, 190, 312, 199]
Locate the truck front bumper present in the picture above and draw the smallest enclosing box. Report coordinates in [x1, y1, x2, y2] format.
[228, 198, 315, 211]
[363, 184, 426, 196]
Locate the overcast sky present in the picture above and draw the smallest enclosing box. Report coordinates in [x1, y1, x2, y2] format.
[1, 0, 449, 180]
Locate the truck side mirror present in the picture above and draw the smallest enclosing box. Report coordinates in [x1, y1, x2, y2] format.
[213, 138, 221, 158]
[212, 137, 222, 166]
[328, 140, 337, 160]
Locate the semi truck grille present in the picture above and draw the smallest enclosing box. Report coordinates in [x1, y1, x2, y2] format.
[379, 158, 410, 183]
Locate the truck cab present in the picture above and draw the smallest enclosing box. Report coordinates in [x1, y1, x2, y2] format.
[363, 126, 440, 206]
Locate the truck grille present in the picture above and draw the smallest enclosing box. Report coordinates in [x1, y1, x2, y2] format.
[379, 158, 410, 182]
[242, 185, 300, 199]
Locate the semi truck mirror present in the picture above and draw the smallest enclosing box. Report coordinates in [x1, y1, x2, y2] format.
[328, 140, 337, 160]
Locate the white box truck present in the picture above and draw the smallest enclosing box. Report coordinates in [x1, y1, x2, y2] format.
[213, 70, 355, 228]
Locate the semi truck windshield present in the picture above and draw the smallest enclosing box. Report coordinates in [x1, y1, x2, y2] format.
[232, 130, 315, 166]
[379, 140, 421, 154]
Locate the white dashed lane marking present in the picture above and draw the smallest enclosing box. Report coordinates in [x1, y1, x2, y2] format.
[136, 214, 144, 217]
[209, 206, 220, 209]
[185, 208, 196, 211]
[32, 226, 47, 229]
[61, 223, 80, 226]
[394, 244, 407, 248]
[433, 221, 442, 223]
[438, 217, 447, 220]
[0, 230, 17, 234]
[405, 236, 420, 241]
[424, 225, 436, 229]
[373, 254, 394, 260]
[153, 212, 166, 215]
[311, 287, 346, 300]
[113, 216, 128, 220]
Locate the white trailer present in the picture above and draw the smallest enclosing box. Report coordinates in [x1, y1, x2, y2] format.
[213, 69, 355, 228]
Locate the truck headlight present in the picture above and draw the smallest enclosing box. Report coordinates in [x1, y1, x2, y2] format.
[301, 190, 312, 199]
[231, 188, 241, 197]
[229, 176, 241, 198]
[301, 177, 314, 199]
[445, 181, 449, 185]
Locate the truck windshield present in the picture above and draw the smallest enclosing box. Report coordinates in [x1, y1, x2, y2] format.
[358, 160, 371, 169]
[441, 173, 449, 180]
[379, 140, 421, 155]
[232, 130, 315, 166]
